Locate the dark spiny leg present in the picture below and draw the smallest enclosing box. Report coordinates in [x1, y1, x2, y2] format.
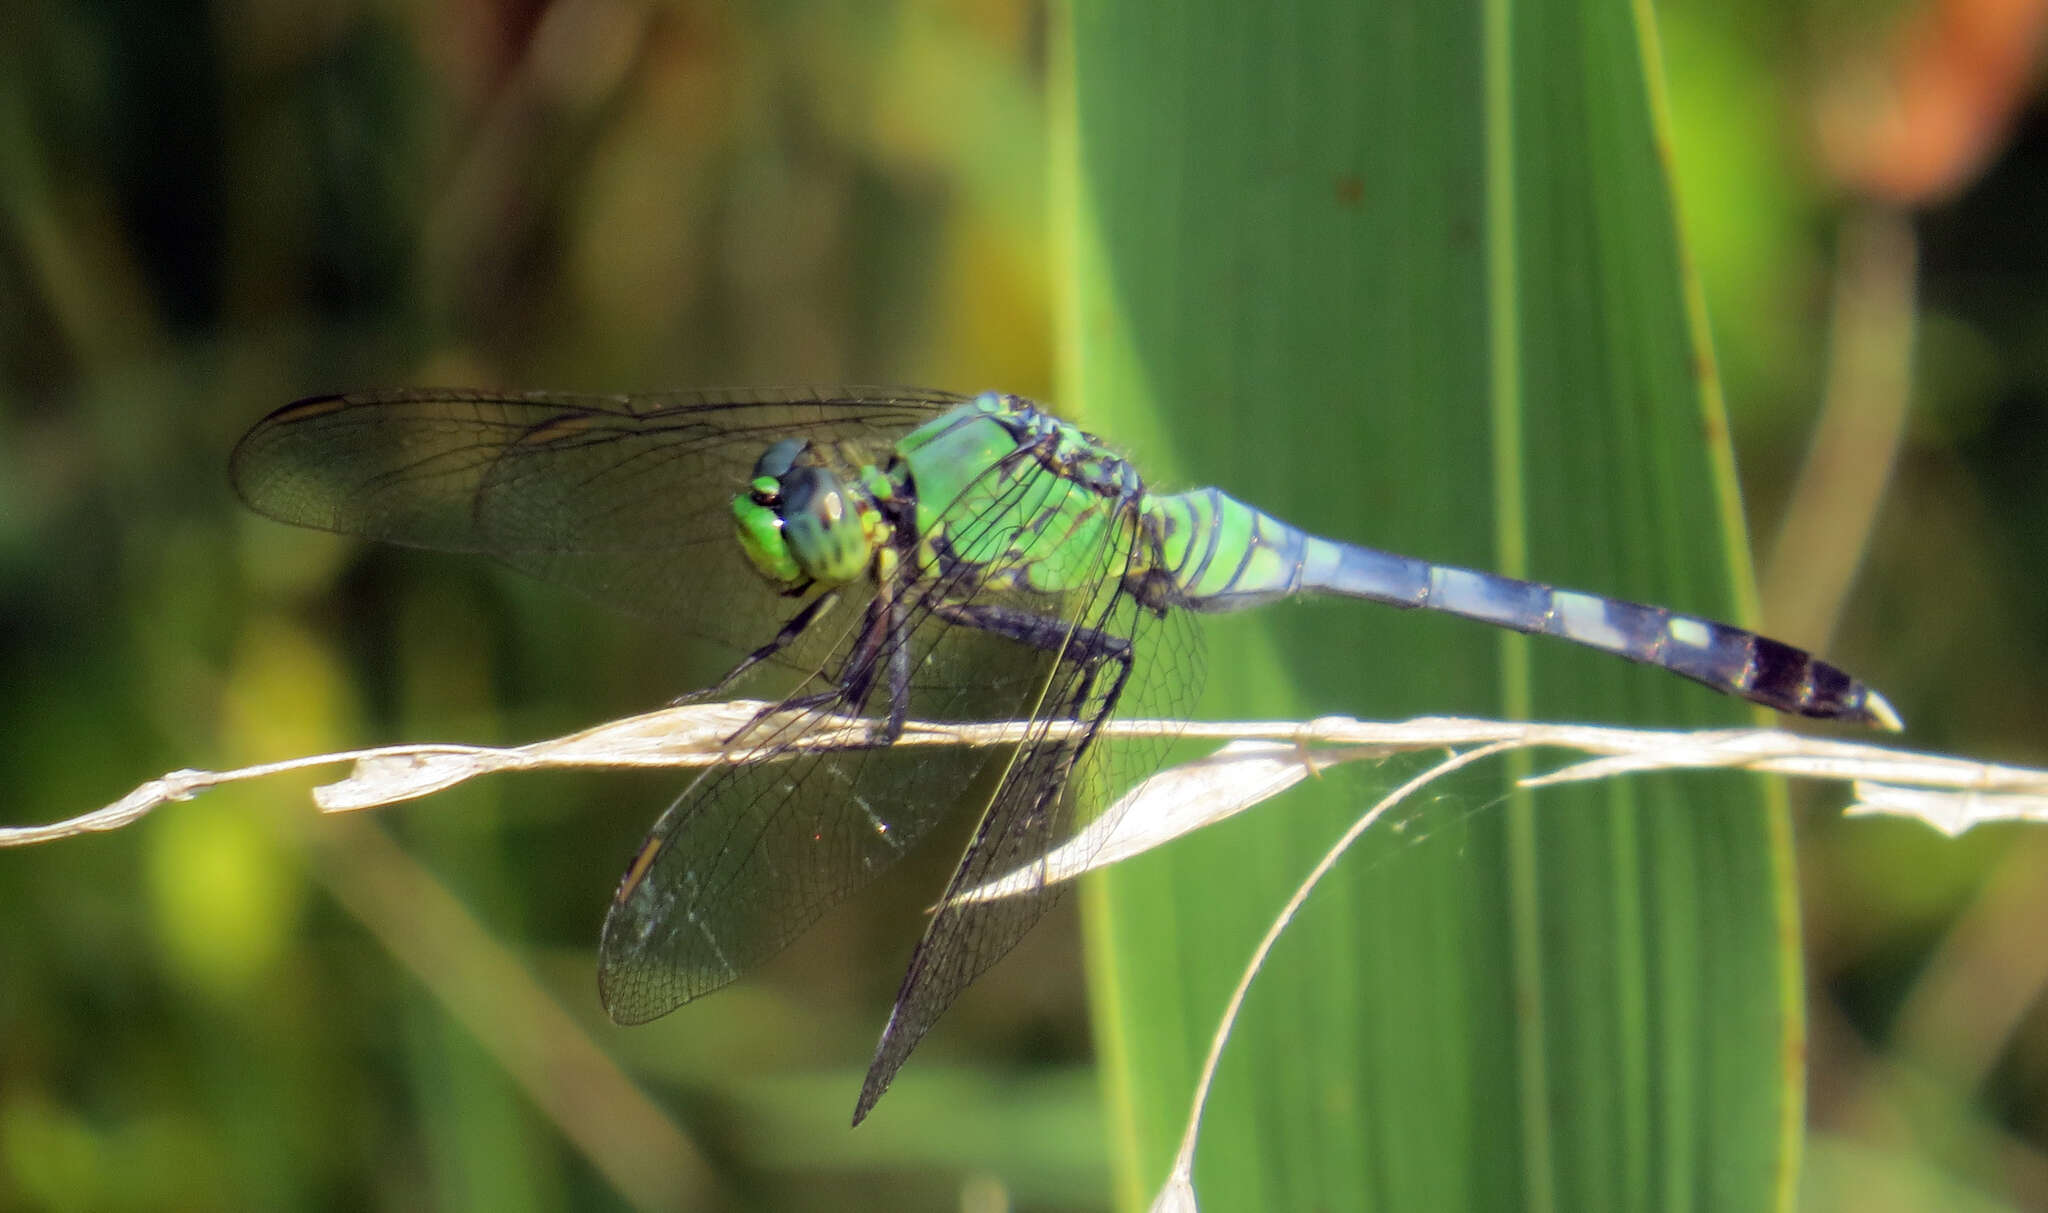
[674, 589, 841, 705]
[929, 600, 1132, 664]
[1084, 638, 1135, 725]
[1054, 611, 1133, 727]
[932, 598, 1135, 739]
[728, 592, 889, 746]
[837, 584, 897, 712]
[882, 596, 914, 743]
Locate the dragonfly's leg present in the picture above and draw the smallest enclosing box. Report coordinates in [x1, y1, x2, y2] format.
[674, 589, 841, 705]
[882, 595, 914, 742]
[710, 591, 892, 755]
[748, 589, 896, 739]
[836, 585, 896, 707]
[935, 598, 1135, 810]
[1054, 615, 1133, 718]
[1082, 630, 1135, 718]
[929, 600, 1132, 665]
[932, 597, 1138, 720]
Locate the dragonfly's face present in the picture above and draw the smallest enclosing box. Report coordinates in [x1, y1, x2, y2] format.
[731, 438, 879, 591]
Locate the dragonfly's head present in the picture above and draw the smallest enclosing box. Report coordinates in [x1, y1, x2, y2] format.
[732, 438, 880, 591]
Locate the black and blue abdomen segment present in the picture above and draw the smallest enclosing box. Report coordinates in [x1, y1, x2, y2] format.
[1148, 486, 1901, 729]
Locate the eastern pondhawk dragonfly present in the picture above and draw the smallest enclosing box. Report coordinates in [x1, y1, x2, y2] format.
[230, 387, 1900, 1122]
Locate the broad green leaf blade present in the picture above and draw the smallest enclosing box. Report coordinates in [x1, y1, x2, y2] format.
[1057, 2, 1799, 1210]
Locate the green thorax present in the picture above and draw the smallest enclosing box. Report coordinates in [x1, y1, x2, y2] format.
[893, 394, 1151, 599]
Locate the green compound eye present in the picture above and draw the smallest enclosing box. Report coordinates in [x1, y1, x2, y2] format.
[774, 466, 870, 585]
[731, 488, 801, 588]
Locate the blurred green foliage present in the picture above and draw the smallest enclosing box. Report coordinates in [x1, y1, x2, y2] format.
[2, 0, 2046, 1210]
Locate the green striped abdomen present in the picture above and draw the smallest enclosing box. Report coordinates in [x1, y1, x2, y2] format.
[1144, 487, 1348, 611]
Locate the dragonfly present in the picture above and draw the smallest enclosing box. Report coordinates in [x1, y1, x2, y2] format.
[230, 386, 1901, 1122]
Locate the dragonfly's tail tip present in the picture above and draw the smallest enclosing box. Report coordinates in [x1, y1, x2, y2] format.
[1862, 689, 1905, 733]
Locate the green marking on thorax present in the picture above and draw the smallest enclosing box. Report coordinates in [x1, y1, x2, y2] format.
[892, 396, 1149, 598]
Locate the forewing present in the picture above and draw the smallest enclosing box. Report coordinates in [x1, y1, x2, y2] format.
[229, 387, 961, 656]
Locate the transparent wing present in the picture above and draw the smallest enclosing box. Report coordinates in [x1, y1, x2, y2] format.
[229, 386, 963, 656]
[597, 442, 1103, 1021]
[239, 384, 1204, 1118]
[853, 499, 1201, 1122]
